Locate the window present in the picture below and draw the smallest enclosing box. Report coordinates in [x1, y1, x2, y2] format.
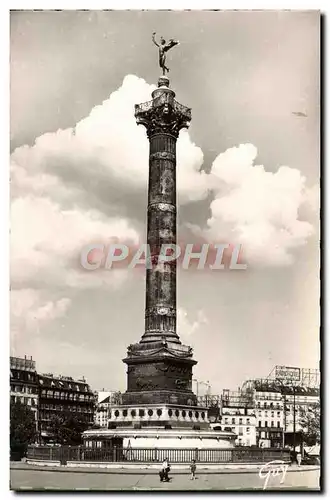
[182, 410, 186, 418]
[175, 410, 179, 417]
[246, 418, 250, 424]
[246, 427, 250, 433]
[114, 410, 120, 417]
[188, 411, 192, 418]
[224, 418, 228, 424]
[168, 410, 173, 417]
[201, 412, 205, 420]
[238, 427, 243, 435]
[271, 421, 274, 427]
[265, 421, 268, 427]
[239, 418, 243, 424]
[139, 409, 145, 417]
[131, 409, 136, 417]
[277, 411, 281, 417]
[277, 422, 280, 428]
[157, 409, 163, 417]
[232, 418, 235, 424]
[258, 420, 262, 427]
[123, 410, 128, 417]
[271, 411, 274, 417]
[195, 412, 199, 419]
[265, 411, 268, 416]
[148, 409, 153, 417]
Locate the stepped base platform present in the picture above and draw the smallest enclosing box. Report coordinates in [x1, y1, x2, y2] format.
[83, 427, 236, 450]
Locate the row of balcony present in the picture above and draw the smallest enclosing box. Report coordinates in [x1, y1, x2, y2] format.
[39, 405, 94, 413]
[40, 392, 94, 402]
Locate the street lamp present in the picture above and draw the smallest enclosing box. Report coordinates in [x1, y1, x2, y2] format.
[193, 379, 211, 400]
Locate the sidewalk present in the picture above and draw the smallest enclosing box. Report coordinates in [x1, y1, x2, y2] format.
[11, 461, 319, 475]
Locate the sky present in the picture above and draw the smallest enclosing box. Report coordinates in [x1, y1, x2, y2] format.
[10, 10, 320, 395]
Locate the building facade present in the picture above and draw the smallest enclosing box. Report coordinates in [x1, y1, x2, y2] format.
[199, 366, 320, 448]
[94, 391, 122, 428]
[38, 374, 95, 442]
[253, 384, 284, 447]
[220, 390, 257, 447]
[242, 366, 320, 448]
[10, 356, 39, 431]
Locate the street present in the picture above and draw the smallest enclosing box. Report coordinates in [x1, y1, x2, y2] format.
[10, 466, 320, 491]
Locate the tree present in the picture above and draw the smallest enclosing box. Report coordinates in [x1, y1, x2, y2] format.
[48, 412, 90, 445]
[112, 391, 122, 405]
[10, 401, 37, 459]
[299, 403, 321, 445]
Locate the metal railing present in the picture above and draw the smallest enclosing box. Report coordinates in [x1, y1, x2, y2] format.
[27, 445, 290, 465]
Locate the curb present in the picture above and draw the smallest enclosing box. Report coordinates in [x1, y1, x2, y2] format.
[10, 463, 320, 476]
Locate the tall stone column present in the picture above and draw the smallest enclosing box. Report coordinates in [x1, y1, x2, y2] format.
[135, 76, 191, 344]
[122, 76, 196, 407]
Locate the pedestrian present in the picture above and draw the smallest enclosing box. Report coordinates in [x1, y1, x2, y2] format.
[297, 452, 302, 467]
[190, 459, 197, 480]
[159, 458, 171, 482]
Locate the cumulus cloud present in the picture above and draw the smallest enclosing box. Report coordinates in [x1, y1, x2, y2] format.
[191, 143, 316, 267]
[10, 289, 71, 352]
[11, 75, 207, 291]
[177, 308, 208, 340]
[11, 75, 206, 207]
[10, 196, 139, 289]
[10, 74, 209, 346]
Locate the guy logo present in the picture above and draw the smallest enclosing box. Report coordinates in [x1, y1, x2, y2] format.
[258, 460, 289, 490]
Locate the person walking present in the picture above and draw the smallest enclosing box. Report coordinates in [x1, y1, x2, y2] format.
[190, 459, 197, 480]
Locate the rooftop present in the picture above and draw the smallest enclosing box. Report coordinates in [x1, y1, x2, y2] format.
[10, 356, 36, 372]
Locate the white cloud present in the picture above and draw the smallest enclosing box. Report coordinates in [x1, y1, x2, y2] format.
[10, 289, 72, 355]
[10, 75, 207, 291]
[177, 308, 208, 340]
[11, 75, 206, 202]
[192, 143, 315, 267]
[10, 195, 139, 290]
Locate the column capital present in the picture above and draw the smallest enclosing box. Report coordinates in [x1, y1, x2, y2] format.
[135, 90, 191, 139]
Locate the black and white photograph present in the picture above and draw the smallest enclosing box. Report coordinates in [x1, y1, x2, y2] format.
[9, 9, 320, 492]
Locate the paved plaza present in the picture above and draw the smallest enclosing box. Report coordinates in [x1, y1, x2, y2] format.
[10, 465, 320, 491]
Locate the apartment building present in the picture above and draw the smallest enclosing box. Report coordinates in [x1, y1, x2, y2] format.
[10, 356, 39, 430]
[38, 373, 95, 442]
